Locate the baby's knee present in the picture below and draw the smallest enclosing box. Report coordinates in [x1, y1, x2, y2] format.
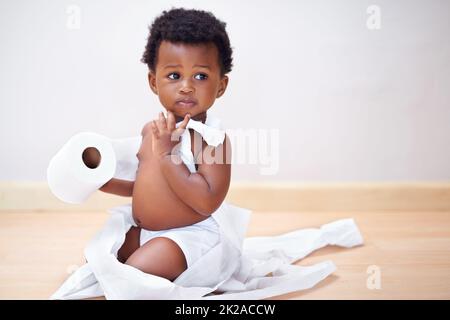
[125, 237, 187, 281]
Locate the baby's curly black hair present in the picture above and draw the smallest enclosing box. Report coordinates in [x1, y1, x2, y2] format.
[141, 8, 233, 76]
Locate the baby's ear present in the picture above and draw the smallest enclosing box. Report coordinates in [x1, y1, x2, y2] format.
[148, 71, 158, 94]
[216, 75, 229, 98]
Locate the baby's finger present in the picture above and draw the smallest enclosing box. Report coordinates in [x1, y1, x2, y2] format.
[157, 112, 167, 130]
[167, 111, 176, 131]
[172, 114, 190, 141]
[178, 114, 190, 130]
[150, 121, 159, 138]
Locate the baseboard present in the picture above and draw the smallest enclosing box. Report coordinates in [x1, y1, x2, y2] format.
[227, 182, 450, 212]
[1, 181, 449, 212]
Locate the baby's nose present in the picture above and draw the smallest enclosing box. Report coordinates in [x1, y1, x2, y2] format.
[179, 80, 195, 93]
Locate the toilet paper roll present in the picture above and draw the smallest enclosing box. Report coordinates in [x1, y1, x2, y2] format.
[47, 132, 116, 204]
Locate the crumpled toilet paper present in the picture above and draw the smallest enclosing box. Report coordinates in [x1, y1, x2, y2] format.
[51, 208, 362, 300]
[49, 116, 364, 300]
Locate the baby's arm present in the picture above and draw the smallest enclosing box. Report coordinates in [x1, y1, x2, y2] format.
[159, 135, 231, 216]
[100, 178, 134, 197]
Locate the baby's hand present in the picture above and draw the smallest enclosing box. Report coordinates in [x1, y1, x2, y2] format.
[150, 111, 190, 158]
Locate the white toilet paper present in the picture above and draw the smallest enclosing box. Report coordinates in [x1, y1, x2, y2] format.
[47, 132, 116, 204]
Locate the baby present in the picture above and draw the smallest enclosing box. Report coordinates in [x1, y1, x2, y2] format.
[89, 8, 234, 282]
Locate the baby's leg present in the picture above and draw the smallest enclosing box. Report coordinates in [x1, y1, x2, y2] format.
[117, 226, 141, 263]
[125, 237, 187, 281]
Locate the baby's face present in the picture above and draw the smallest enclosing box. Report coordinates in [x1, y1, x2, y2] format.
[148, 40, 228, 119]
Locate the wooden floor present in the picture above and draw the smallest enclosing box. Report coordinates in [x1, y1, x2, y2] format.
[0, 210, 449, 299]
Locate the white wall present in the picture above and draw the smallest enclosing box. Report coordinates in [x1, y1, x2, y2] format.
[1, 0, 449, 182]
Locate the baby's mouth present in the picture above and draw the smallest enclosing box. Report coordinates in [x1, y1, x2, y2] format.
[176, 101, 197, 108]
[175, 98, 198, 108]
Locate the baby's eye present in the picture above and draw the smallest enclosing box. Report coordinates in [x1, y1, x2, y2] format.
[167, 72, 180, 80]
[194, 73, 208, 80]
